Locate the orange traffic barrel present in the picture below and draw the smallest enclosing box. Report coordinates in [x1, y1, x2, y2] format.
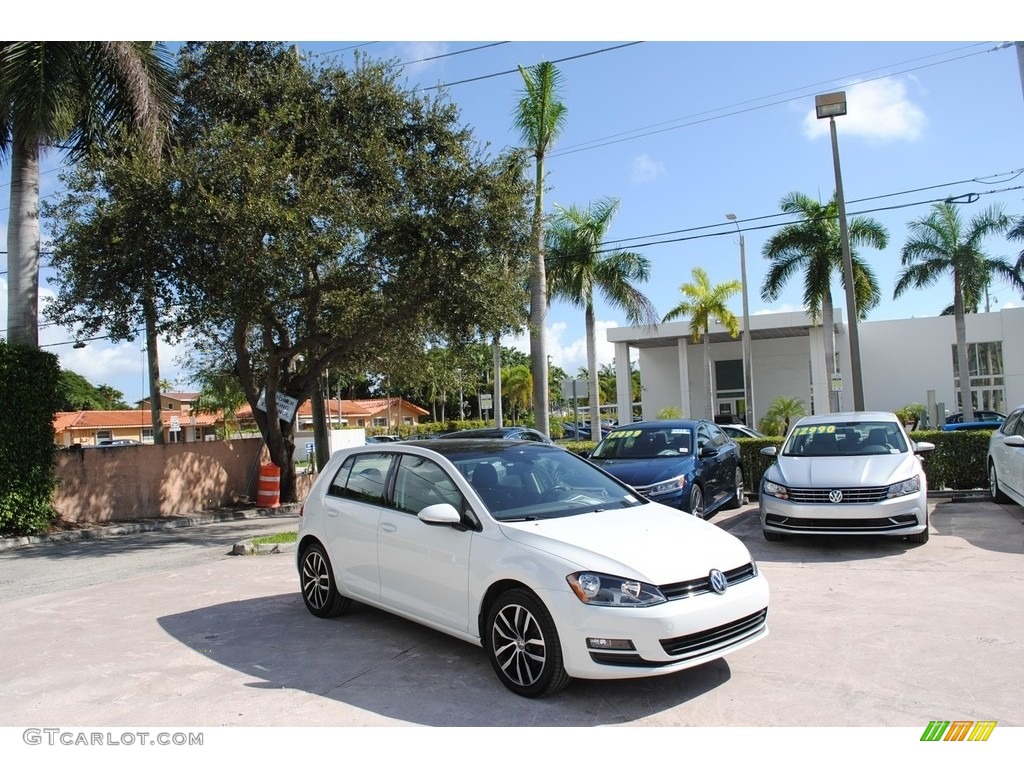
[256, 463, 281, 508]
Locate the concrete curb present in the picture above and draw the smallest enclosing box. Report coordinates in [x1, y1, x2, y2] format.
[0, 504, 302, 552]
[230, 539, 298, 556]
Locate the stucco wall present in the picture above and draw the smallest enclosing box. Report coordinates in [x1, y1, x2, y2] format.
[53, 438, 313, 524]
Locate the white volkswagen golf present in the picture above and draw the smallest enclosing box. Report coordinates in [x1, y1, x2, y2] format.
[297, 439, 769, 697]
[759, 411, 934, 544]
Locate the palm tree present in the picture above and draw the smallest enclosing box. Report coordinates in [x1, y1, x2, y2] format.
[895, 202, 1018, 422]
[546, 197, 659, 441]
[761, 396, 806, 436]
[761, 191, 886, 410]
[662, 267, 742, 419]
[0, 41, 176, 347]
[502, 364, 533, 425]
[513, 61, 567, 436]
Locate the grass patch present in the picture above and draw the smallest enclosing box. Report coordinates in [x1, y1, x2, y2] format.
[250, 531, 298, 546]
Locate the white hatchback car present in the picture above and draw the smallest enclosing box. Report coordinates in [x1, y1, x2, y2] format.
[988, 405, 1024, 507]
[759, 411, 934, 544]
[297, 439, 769, 697]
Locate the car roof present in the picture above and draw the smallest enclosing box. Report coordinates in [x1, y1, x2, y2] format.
[608, 419, 706, 430]
[793, 411, 899, 425]
[438, 427, 530, 438]
[347, 438, 560, 460]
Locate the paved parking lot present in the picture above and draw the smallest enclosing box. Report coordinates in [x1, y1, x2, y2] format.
[1, 498, 1022, 730]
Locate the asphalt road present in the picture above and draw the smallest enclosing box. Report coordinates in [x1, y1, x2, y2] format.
[1, 499, 1022, 735]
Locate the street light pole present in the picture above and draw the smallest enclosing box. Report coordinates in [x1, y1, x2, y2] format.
[816, 91, 865, 411]
[725, 213, 755, 428]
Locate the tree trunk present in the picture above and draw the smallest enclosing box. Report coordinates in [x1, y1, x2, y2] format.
[953, 271, 974, 422]
[492, 336, 503, 428]
[7, 139, 41, 347]
[586, 303, 601, 441]
[529, 152, 550, 435]
[144, 296, 165, 445]
[703, 329, 714, 419]
[822, 292, 839, 413]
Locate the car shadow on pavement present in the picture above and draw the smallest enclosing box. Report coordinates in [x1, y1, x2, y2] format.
[157, 593, 732, 726]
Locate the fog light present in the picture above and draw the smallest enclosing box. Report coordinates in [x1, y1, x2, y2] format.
[586, 638, 636, 651]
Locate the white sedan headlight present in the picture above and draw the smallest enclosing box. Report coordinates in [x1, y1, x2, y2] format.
[887, 476, 921, 498]
[567, 572, 667, 607]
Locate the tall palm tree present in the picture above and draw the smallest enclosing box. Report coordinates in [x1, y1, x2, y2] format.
[513, 61, 567, 436]
[895, 202, 1018, 422]
[761, 191, 886, 411]
[546, 197, 659, 441]
[0, 41, 176, 347]
[663, 267, 742, 419]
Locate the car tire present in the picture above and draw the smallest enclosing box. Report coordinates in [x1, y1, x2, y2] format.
[989, 461, 1011, 504]
[763, 529, 785, 542]
[299, 542, 351, 619]
[485, 588, 570, 698]
[687, 484, 705, 518]
[905, 525, 930, 545]
[725, 467, 744, 509]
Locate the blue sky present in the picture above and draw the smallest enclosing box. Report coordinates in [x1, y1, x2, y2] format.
[3, 19, 1024, 404]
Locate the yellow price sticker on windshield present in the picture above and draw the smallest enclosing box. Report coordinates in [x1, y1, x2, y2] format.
[793, 425, 837, 436]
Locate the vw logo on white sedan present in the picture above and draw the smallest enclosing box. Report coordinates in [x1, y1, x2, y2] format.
[829, 489, 843, 503]
[709, 569, 728, 594]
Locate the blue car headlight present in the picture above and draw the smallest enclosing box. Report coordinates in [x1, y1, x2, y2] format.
[567, 572, 667, 607]
[645, 475, 687, 497]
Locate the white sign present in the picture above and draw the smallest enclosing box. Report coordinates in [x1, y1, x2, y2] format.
[561, 378, 586, 401]
[830, 373, 844, 392]
[169, 416, 181, 433]
[256, 389, 300, 423]
[479, 394, 493, 410]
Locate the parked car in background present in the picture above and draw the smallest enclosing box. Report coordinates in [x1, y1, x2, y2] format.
[987, 405, 1024, 507]
[759, 411, 934, 544]
[942, 410, 1005, 432]
[561, 422, 591, 440]
[720, 424, 767, 440]
[87, 439, 140, 448]
[366, 435, 400, 444]
[296, 439, 769, 697]
[437, 426, 555, 444]
[587, 419, 744, 519]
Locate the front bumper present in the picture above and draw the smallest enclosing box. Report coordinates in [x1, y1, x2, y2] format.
[540, 570, 769, 680]
[760, 488, 928, 536]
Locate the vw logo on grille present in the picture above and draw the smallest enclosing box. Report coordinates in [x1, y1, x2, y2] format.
[829, 489, 843, 503]
[709, 569, 728, 594]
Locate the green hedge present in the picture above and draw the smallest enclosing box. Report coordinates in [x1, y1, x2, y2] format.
[0, 341, 62, 535]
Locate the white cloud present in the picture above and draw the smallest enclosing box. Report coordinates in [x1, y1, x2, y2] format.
[393, 42, 450, 77]
[802, 77, 926, 142]
[506, 319, 637, 377]
[630, 153, 666, 183]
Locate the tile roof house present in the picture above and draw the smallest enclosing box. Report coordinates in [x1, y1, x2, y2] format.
[236, 397, 429, 430]
[54, 408, 221, 447]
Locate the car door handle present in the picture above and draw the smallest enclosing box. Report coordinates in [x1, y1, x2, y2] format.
[380, 522, 397, 533]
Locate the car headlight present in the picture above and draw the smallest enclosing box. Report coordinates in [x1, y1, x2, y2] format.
[567, 572, 667, 607]
[646, 475, 687, 496]
[762, 479, 789, 500]
[887, 476, 920, 498]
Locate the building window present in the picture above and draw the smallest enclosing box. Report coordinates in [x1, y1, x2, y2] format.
[141, 428, 154, 444]
[952, 341, 1005, 412]
[96, 430, 112, 441]
[373, 417, 387, 427]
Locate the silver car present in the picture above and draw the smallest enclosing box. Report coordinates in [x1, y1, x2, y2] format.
[988, 405, 1024, 507]
[759, 411, 935, 544]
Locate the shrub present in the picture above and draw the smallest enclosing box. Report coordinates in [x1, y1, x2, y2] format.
[0, 342, 62, 535]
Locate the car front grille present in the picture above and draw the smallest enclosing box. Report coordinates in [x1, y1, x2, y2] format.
[785, 486, 890, 503]
[764, 513, 920, 532]
[660, 562, 758, 600]
[659, 607, 768, 658]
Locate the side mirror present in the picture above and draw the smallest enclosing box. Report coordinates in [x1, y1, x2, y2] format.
[418, 503, 462, 526]
[1003, 435, 1024, 448]
[760, 446, 778, 457]
[913, 441, 936, 454]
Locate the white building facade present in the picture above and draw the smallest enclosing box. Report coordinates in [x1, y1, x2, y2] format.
[608, 306, 1024, 428]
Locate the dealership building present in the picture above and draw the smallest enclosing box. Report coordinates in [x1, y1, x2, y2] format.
[607, 306, 1023, 428]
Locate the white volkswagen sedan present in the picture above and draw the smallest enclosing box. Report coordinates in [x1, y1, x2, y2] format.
[297, 440, 769, 697]
[988, 405, 1024, 507]
[759, 412, 934, 544]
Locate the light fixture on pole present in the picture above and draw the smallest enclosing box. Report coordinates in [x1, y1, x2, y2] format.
[815, 91, 864, 411]
[725, 213, 754, 429]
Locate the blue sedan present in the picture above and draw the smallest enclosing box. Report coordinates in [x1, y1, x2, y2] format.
[587, 419, 745, 519]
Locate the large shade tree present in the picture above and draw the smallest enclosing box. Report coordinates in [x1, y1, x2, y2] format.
[761, 191, 886, 410]
[895, 202, 1019, 422]
[0, 41, 176, 347]
[546, 197, 658, 441]
[513, 61, 567, 436]
[662, 267, 742, 419]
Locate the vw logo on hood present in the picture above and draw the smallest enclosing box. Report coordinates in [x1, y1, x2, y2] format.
[709, 569, 728, 594]
[829, 489, 843, 503]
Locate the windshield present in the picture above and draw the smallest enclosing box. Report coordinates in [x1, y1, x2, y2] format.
[448, 445, 645, 522]
[782, 421, 908, 457]
[590, 426, 693, 460]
